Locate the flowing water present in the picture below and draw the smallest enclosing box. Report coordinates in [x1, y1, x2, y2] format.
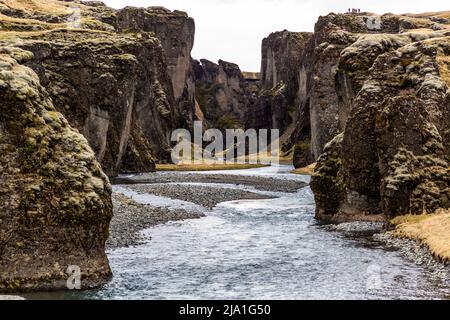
[26, 165, 450, 300]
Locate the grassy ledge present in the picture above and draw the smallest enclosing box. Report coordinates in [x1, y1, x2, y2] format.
[390, 209, 450, 263]
[156, 163, 270, 172]
[291, 163, 316, 176]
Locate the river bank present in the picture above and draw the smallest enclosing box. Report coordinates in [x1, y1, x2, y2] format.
[108, 182, 279, 248]
[113, 171, 308, 193]
[13, 165, 450, 299]
[109, 167, 450, 272]
[387, 210, 450, 264]
[107, 171, 302, 248]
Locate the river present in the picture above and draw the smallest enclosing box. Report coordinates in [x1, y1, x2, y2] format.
[26, 165, 450, 300]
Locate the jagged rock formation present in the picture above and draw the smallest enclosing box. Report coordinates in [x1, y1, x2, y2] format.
[194, 59, 258, 128]
[0, 47, 112, 290]
[291, 12, 450, 168]
[309, 14, 450, 222]
[0, 30, 176, 176]
[117, 6, 196, 129]
[0, 1, 197, 176]
[26, 30, 174, 176]
[249, 31, 312, 138]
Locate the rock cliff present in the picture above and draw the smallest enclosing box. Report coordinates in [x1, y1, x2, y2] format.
[8, 30, 176, 176]
[288, 13, 450, 166]
[0, 47, 112, 290]
[250, 31, 312, 136]
[308, 13, 450, 222]
[0, 1, 193, 176]
[117, 6, 197, 129]
[194, 59, 258, 129]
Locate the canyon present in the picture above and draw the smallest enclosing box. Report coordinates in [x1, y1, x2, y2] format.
[0, 0, 449, 292]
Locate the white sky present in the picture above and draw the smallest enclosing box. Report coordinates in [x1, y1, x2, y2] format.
[102, 0, 449, 71]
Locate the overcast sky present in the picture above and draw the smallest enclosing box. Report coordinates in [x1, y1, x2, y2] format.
[102, 0, 449, 71]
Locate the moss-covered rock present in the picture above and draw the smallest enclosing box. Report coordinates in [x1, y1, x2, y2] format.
[310, 133, 346, 221]
[0, 49, 112, 291]
[0, 29, 178, 176]
[312, 36, 450, 221]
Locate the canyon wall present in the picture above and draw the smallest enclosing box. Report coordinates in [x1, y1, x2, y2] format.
[194, 59, 258, 129]
[15, 30, 176, 177]
[248, 12, 449, 221]
[307, 13, 450, 222]
[0, 0, 188, 290]
[0, 1, 199, 176]
[250, 30, 312, 137]
[117, 6, 197, 129]
[0, 47, 112, 290]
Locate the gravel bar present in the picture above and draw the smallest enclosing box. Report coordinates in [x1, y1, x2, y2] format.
[113, 172, 308, 193]
[122, 184, 276, 209]
[108, 193, 204, 248]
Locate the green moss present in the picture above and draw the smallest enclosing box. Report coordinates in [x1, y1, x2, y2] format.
[112, 53, 137, 63]
[214, 114, 244, 130]
[0, 50, 112, 290]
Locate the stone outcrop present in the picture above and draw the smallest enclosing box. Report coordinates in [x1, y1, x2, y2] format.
[194, 59, 258, 128]
[291, 12, 450, 168]
[0, 1, 197, 176]
[0, 47, 112, 290]
[250, 31, 312, 136]
[310, 27, 450, 222]
[117, 6, 196, 129]
[1, 30, 176, 177]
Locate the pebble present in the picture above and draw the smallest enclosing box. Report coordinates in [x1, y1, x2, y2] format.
[113, 172, 307, 193]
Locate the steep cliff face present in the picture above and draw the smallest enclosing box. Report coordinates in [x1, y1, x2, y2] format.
[194, 59, 258, 128]
[117, 6, 196, 129]
[0, 47, 112, 290]
[311, 33, 450, 222]
[292, 12, 450, 168]
[0, 1, 187, 176]
[251, 31, 312, 135]
[1, 30, 176, 176]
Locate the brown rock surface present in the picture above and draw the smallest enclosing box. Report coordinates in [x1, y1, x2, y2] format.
[117, 6, 197, 129]
[0, 47, 112, 291]
[311, 35, 450, 222]
[194, 59, 258, 129]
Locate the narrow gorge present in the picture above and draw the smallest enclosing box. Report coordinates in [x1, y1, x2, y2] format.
[0, 0, 449, 298]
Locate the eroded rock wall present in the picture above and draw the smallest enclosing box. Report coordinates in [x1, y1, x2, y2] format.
[291, 12, 450, 169]
[5, 30, 177, 176]
[311, 36, 450, 222]
[0, 48, 112, 290]
[194, 59, 258, 128]
[0, 1, 197, 176]
[252, 31, 312, 135]
[117, 6, 196, 129]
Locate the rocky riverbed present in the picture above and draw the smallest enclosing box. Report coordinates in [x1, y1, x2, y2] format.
[113, 172, 308, 193]
[108, 193, 204, 248]
[107, 172, 296, 248]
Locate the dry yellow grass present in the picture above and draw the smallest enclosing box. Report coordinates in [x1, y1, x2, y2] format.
[291, 163, 316, 176]
[407, 28, 435, 34]
[242, 71, 260, 80]
[0, 0, 71, 15]
[437, 51, 450, 87]
[212, 147, 293, 165]
[391, 209, 450, 262]
[156, 163, 269, 172]
[409, 11, 450, 19]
